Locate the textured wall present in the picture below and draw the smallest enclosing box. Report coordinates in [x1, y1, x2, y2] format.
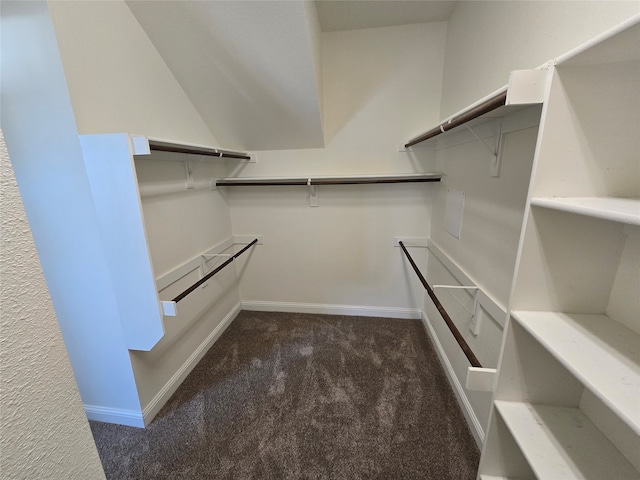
[0, 132, 105, 478]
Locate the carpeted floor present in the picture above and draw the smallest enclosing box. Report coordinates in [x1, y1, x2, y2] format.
[90, 311, 480, 479]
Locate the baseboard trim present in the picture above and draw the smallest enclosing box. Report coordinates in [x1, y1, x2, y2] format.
[241, 301, 421, 319]
[141, 302, 242, 426]
[421, 311, 485, 447]
[84, 405, 145, 428]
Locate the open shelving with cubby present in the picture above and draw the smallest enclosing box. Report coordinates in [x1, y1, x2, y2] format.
[478, 17, 640, 480]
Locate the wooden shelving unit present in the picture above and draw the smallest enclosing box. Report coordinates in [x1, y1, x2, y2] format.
[478, 18, 640, 479]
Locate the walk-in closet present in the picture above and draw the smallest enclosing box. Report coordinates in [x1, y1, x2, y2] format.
[2, 1, 638, 479]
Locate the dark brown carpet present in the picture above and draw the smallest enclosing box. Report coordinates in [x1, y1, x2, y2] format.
[90, 311, 480, 479]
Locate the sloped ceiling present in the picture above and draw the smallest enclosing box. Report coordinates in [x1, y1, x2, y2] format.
[126, 0, 457, 151]
[317, 1, 457, 32]
[126, 1, 324, 151]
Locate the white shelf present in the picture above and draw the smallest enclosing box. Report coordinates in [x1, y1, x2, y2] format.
[215, 172, 443, 186]
[495, 401, 639, 480]
[531, 197, 640, 226]
[512, 311, 640, 435]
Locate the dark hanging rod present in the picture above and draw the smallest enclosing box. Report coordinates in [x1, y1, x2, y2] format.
[404, 90, 508, 148]
[215, 174, 442, 187]
[172, 239, 258, 303]
[148, 139, 251, 160]
[399, 241, 482, 368]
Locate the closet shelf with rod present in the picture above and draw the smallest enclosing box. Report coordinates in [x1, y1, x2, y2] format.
[131, 135, 253, 161]
[215, 174, 443, 206]
[214, 172, 443, 187]
[399, 240, 499, 395]
[399, 241, 481, 368]
[404, 68, 549, 150]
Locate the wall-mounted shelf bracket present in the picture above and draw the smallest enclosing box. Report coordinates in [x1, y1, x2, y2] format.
[199, 253, 231, 280]
[308, 179, 319, 207]
[433, 284, 482, 335]
[464, 118, 503, 177]
[184, 159, 195, 189]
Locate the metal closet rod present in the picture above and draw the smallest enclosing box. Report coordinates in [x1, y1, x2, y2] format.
[148, 139, 251, 160]
[172, 239, 258, 303]
[405, 90, 508, 148]
[399, 241, 482, 368]
[215, 174, 442, 187]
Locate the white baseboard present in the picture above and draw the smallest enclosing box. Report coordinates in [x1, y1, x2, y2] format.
[84, 405, 145, 428]
[241, 300, 421, 319]
[421, 311, 485, 447]
[141, 302, 242, 426]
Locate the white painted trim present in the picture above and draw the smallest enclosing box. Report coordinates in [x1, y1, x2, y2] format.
[84, 405, 145, 428]
[141, 302, 242, 426]
[241, 301, 421, 319]
[421, 311, 485, 447]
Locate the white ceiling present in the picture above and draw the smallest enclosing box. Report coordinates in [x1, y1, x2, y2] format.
[315, 0, 458, 32]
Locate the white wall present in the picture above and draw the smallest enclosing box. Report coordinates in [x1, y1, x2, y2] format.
[1, 0, 142, 421]
[0, 131, 105, 479]
[48, 0, 218, 146]
[228, 23, 447, 315]
[441, 1, 640, 117]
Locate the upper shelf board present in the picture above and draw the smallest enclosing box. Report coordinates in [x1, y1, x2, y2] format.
[130, 135, 252, 160]
[531, 197, 640, 226]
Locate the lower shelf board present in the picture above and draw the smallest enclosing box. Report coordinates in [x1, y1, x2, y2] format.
[494, 401, 639, 480]
[479, 476, 521, 480]
[511, 311, 640, 435]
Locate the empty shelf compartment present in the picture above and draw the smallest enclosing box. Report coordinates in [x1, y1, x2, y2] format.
[511, 311, 640, 435]
[495, 401, 639, 479]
